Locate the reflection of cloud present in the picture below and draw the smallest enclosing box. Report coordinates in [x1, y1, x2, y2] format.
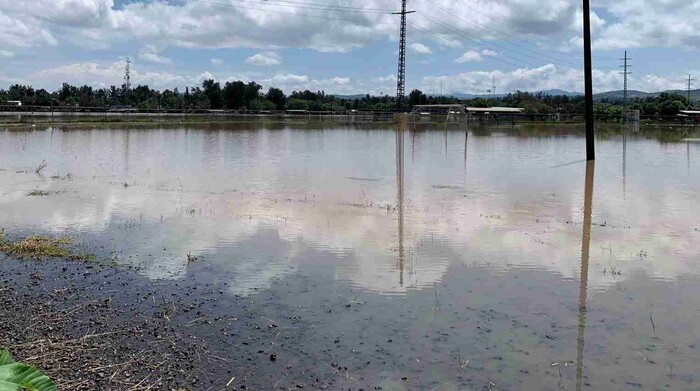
[0, 129, 699, 295]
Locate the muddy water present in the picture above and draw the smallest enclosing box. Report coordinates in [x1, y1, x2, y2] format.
[1, 123, 700, 389]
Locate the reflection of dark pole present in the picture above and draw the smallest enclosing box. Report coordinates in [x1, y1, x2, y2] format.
[688, 142, 691, 175]
[445, 130, 448, 158]
[622, 127, 627, 199]
[396, 122, 406, 286]
[411, 128, 415, 162]
[464, 131, 468, 171]
[576, 160, 595, 391]
[582, 0, 595, 160]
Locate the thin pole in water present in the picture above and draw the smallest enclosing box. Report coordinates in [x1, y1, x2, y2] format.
[582, 0, 595, 160]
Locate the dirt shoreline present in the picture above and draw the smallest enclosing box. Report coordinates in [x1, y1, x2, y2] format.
[0, 257, 340, 390]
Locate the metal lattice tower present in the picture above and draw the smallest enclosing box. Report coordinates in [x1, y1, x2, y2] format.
[393, 0, 413, 110]
[619, 51, 631, 122]
[687, 74, 695, 108]
[124, 57, 132, 92]
[492, 76, 496, 99]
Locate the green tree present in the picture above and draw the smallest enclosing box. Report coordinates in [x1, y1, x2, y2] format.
[408, 89, 427, 107]
[202, 79, 222, 109]
[265, 87, 286, 110]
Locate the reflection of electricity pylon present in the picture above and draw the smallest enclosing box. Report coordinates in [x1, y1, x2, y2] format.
[576, 161, 595, 391]
[396, 120, 406, 286]
[622, 127, 627, 199]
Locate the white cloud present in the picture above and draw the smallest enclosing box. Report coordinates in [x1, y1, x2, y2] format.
[261, 73, 309, 86]
[139, 52, 171, 64]
[210, 58, 223, 66]
[31, 61, 211, 90]
[421, 64, 654, 95]
[138, 45, 171, 64]
[408, 43, 432, 54]
[374, 74, 397, 83]
[0, 50, 13, 58]
[481, 49, 498, 57]
[0, 0, 698, 64]
[245, 52, 281, 66]
[455, 50, 483, 63]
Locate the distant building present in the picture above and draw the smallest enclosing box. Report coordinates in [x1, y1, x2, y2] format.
[678, 110, 700, 123]
[465, 107, 524, 114]
[5, 100, 22, 106]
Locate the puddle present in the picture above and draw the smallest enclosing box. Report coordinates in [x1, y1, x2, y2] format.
[1, 123, 699, 389]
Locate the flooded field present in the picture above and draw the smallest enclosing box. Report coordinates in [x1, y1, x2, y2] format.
[1, 123, 699, 390]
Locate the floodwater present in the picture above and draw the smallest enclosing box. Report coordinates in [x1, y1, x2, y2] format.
[1, 122, 700, 390]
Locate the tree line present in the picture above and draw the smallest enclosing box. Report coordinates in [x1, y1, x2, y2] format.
[0, 80, 694, 116]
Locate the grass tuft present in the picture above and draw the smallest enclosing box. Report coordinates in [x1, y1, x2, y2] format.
[0, 236, 73, 259]
[27, 190, 52, 196]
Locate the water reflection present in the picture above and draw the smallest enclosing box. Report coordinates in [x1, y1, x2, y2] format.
[0, 125, 699, 293]
[464, 130, 468, 170]
[396, 125, 405, 286]
[622, 126, 627, 199]
[576, 160, 595, 391]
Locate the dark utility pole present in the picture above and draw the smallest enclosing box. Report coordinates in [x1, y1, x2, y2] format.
[620, 51, 631, 123]
[582, 0, 595, 160]
[393, 0, 414, 111]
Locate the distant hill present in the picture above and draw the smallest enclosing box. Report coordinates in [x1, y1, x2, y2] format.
[444, 90, 582, 99]
[594, 89, 700, 102]
[593, 90, 653, 100]
[537, 89, 582, 97]
[332, 94, 367, 100]
[334, 88, 700, 101]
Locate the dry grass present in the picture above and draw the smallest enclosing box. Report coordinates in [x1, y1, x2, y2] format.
[0, 235, 72, 259]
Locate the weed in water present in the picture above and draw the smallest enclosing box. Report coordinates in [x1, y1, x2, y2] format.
[34, 159, 48, 175]
[27, 190, 52, 196]
[186, 252, 198, 264]
[0, 236, 72, 259]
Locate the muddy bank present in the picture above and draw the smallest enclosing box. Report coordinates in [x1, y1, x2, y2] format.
[0, 257, 337, 390]
[3, 251, 700, 391]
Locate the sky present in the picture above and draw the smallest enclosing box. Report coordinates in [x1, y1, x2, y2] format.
[1, 0, 699, 95]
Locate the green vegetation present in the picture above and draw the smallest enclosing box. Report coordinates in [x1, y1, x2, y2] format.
[0, 349, 57, 391]
[0, 81, 696, 117]
[0, 235, 71, 259]
[0, 233, 93, 261]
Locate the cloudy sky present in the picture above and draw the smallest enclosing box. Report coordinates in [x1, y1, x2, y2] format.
[1, 0, 699, 95]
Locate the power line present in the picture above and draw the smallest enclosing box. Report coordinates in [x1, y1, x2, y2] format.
[416, 11, 582, 69]
[416, 11, 551, 69]
[188, 0, 395, 14]
[180, 0, 405, 30]
[419, 0, 600, 68]
[418, 0, 616, 62]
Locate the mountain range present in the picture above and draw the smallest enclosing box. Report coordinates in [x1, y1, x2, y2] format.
[334, 88, 700, 101]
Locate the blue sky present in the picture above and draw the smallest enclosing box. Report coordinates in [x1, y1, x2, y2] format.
[1, 0, 699, 95]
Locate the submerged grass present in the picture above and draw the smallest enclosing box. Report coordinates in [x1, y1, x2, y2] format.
[27, 190, 52, 196]
[0, 232, 93, 260]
